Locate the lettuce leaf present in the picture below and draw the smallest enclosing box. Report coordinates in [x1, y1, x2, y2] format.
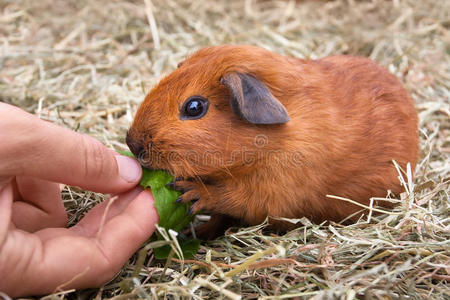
[118, 150, 199, 258]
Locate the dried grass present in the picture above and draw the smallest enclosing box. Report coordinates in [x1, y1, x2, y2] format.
[0, 0, 449, 299]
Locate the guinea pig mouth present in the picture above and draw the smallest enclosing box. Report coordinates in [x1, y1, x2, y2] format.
[134, 148, 172, 173]
[141, 162, 172, 174]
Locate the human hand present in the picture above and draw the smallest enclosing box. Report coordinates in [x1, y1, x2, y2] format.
[0, 103, 158, 297]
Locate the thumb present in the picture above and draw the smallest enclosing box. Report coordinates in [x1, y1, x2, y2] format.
[0, 103, 141, 194]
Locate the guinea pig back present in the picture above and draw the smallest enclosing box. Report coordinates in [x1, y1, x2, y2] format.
[127, 45, 418, 239]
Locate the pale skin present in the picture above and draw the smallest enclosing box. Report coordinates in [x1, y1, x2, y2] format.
[0, 103, 159, 297]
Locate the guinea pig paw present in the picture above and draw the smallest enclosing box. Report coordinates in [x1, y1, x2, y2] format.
[175, 189, 200, 204]
[168, 178, 212, 214]
[188, 200, 207, 215]
[167, 177, 200, 193]
[166, 177, 191, 192]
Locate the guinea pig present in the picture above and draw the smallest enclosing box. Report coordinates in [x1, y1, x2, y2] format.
[126, 45, 418, 239]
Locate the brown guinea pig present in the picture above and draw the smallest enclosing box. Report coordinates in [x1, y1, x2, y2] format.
[126, 45, 418, 239]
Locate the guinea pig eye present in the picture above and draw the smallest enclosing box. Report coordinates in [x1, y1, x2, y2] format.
[180, 96, 209, 120]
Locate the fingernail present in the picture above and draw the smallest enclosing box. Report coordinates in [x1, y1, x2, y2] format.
[115, 155, 142, 183]
[175, 196, 183, 203]
[166, 182, 175, 189]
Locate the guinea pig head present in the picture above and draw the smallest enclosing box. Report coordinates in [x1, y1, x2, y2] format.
[126, 46, 290, 178]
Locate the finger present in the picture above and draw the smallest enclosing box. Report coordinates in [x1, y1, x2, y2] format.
[0, 184, 13, 247]
[35, 187, 144, 241]
[94, 190, 158, 265]
[0, 190, 157, 297]
[69, 187, 144, 237]
[11, 176, 67, 232]
[0, 103, 141, 194]
[0, 175, 12, 189]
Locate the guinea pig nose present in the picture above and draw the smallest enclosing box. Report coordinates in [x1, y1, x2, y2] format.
[126, 132, 145, 159]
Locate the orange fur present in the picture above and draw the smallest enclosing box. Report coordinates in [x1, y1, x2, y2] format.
[127, 45, 418, 238]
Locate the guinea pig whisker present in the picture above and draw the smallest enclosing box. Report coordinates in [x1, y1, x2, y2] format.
[222, 165, 235, 180]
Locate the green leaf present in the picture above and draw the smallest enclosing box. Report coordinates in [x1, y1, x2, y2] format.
[154, 237, 201, 259]
[117, 150, 200, 258]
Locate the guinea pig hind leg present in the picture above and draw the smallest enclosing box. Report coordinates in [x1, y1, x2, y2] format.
[193, 214, 240, 240]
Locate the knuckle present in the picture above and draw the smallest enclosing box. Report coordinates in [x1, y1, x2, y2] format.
[93, 256, 117, 287]
[80, 136, 110, 180]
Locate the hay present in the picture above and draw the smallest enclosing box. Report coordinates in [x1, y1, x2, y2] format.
[1, 0, 448, 298]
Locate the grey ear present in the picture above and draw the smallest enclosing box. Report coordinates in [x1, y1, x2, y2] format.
[220, 73, 290, 125]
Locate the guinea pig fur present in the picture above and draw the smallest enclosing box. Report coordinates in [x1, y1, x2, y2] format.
[126, 45, 418, 239]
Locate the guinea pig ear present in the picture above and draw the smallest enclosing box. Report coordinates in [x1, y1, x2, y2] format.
[220, 73, 290, 124]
